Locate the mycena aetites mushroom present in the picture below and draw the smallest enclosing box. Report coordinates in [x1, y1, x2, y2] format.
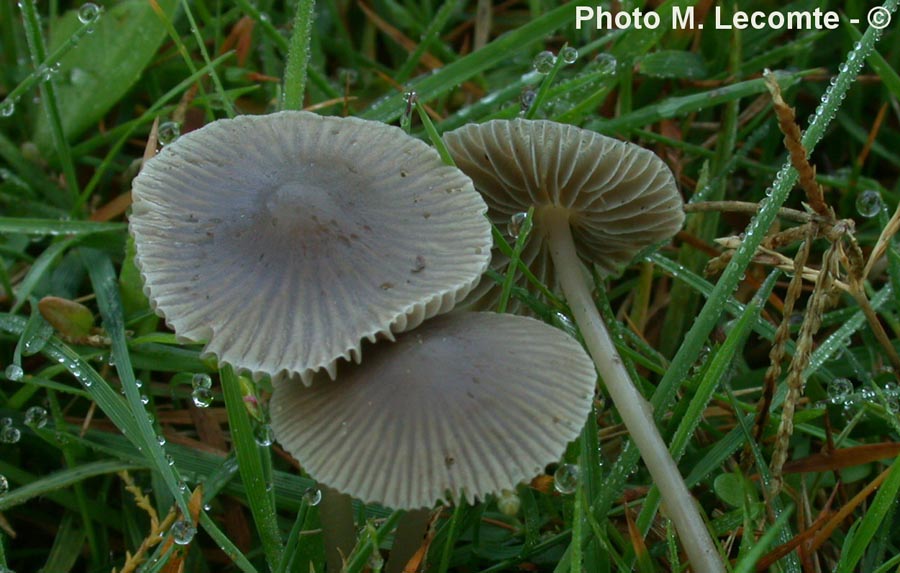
[129, 110, 492, 384]
[444, 119, 725, 573]
[129, 110, 494, 571]
[269, 312, 596, 509]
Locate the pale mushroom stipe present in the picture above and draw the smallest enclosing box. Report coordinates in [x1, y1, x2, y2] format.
[444, 119, 726, 573]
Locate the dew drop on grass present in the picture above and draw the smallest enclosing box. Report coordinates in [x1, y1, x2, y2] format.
[4, 364, 23, 381]
[855, 190, 882, 218]
[507, 212, 527, 239]
[368, 550, 384, 571]
[171, 519, 197, 545]
[519, 90, 536, 114]
[401, 91, 417, 132]
[140, 394, 150, 405]
[1, 426, 21, 444]
[192, 387, 213, 408]
[553, 463, 579, 494]
[192, 373, 212, 389]
[828, 378, 853, 403]
[497, 489, 520, 516]
[303, 487, 322, 506]
[0, 100, 14, 118]
[560, 46, 578, 64]
[77, 2, 101, 24]
[24, 406, 48, 429]
[158, 121, 181, 146]
[0, 475, 7, 495]
[254, 424, 274, 447]
[595, 53, 617, 75]
[533, 51, 556, 74]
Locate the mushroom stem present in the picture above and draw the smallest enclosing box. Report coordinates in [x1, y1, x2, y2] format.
[541, 208, 724, 573]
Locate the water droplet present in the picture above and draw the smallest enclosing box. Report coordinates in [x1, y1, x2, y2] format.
[828, 378, 853, 403]
[171, 520, 197, 545]
[192, 373, 212, 389]
[254, 424, 274, 447]
[533, 50, 556, 74]
[400, 91, 417, 132]
[0, 475, 8, 495]
[551, 312, 577, 338]
[140, 394, 150, 405]
[368, 549, 384, 570]
[0, 100, 14, 118]
[497, 489, 520, 516]
[519, 89, 536, 113]
[885, 393, 899, 414]
[595, 53, 617, 75]
[158, 121, 181, 146]
[77, 2, 101, 24]
[507, 212, 527, 238]
[24, 406, 48, 429]
[166, 454, 175, 466]
[192, 387, 213, 408]
[560, 46, 578, 64]
[4, 364, 23, 381]
[157, 434, 167, 446]
[1, 426, 21, 444]
[856, 190, 882, 218]
[336, 67, 358, 86]
[203, 503, 212, 511]
[553, 463, 579, 494]
[303, 487, 322, 506]
[69, 67, 88, 86]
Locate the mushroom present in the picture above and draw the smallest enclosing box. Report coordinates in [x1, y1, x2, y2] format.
[129, 110, 492, 384]
[270, 311, 595, 536]
[128, 110, 494, 570]
[443, 119, 724, 572]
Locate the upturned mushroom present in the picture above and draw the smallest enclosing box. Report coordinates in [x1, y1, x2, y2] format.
[270, 311, 595, 509]
[129, 110, 492, 384]
[443, 119, 724, 572]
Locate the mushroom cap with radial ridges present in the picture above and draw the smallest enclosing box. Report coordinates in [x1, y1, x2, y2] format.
[443, 119, 683, 308]
[130, 111, 492, 383]
[270, 312, 596, 509]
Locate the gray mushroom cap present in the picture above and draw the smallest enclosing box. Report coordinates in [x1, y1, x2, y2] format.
[270, 311, 596, 509]
[129, 111, 491, 383]
[443, 119, 683, 306]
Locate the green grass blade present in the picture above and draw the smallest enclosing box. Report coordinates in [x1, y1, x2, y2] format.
[80, 248, 191, 517]
[282, 0, 317, 110]
[835, 455, 900, 573]
[0, 459, 141, 511]
[0, 218, 125, 236]
[362, 3, 576, 123]
[220, 365, 285, 570]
